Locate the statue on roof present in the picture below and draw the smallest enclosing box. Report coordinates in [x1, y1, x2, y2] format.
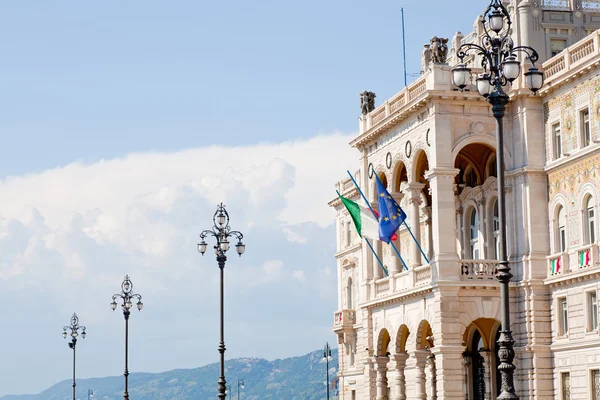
[421, 44, 431, 75]
[430, 36, 449, 64]
[360, 91, 376, 115]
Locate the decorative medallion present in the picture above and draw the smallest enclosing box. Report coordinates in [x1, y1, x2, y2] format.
[386, 152, 392, 169]
[567, 120, 572, 130]
[426, 128, 431, 147]
[405, 141, 412, 158]
[368, 163, 374, 179]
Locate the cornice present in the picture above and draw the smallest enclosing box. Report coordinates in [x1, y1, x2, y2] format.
[328, 187, 359, 207]
[334, 244, 361, 259]
[544, 144, 600, 174]
[362, 286, 434, 310]
[545, 265, 600, 287]
[350, 90, 489, 149]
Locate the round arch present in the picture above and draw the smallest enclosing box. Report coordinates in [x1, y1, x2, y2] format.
[415, 320, 434, 350]
[392, 161, 408, 193]
[395, 324, 410, 353]
[377, 328, 391, 356]
[452, 135, 513, 167]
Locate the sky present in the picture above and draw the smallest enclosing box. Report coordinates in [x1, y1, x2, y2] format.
[0, 0, 483, 396]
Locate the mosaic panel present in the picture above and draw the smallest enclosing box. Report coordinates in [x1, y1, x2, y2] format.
[548, 153, 600, 247]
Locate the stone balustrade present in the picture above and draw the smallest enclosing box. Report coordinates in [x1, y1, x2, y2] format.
[542, 30, 600, 84]
[547, 244, 600, 278]
[460, 259, 498, 281]
[334, 309, 356, 328]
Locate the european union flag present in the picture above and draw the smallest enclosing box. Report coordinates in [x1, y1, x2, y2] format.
[374, 173, 407, 243]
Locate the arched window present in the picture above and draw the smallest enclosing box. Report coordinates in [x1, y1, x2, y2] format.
[493, 200, 500, 260]
[347, 278, 353, 309]
[465, 166, 478, 188]
[470, 330, 486, 400]
[585, 195, 595, 245]
[470, 209, 480, 259]
[557, 205, 567, 253]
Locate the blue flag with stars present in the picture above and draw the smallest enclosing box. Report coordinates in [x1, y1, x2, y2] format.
[375, 173, 407, 243]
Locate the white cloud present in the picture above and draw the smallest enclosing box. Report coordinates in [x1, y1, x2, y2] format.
[282, 227, 307, 244]
[0, 133, 351, 396]
[292, 270, 305, 281]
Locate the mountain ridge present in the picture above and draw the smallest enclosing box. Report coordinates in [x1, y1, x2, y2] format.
[1, 349, 338, 400]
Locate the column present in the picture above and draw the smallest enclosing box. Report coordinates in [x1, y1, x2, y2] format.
[428, 353, 437, 400]
[390, 192, 405, 274]
[406, 183, 425, 268]
[364, 357, 376, 400]
[375, 356, 390, 400]
[425, 168, 460, 279]
[476, 195, 486, 259]
[372, 202, 384, 279]
[413, 350, 428, 400]
[423, 206, 434, 261]
[392, 352, 409, 400]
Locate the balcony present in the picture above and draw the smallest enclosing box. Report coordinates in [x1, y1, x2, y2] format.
[460, 259, 498, 281]
[547, 244, 599, 278]
[333, 309, 356, 331]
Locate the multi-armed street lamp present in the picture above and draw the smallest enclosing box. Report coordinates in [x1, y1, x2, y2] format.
[323, 342, 332, 400]
[237, 379, 245, 400]
[197, 203, 245, 400]
[62, 313, 86, 400]
[110, 275, 143, 400]
[452, 1, 544, 399]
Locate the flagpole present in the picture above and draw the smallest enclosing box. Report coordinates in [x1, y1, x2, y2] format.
[336, 190, 388, 277]
[365, 165, 431, 266]
[345, 171, 408, 272]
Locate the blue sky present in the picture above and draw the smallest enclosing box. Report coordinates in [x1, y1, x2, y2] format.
[0, 0, 483, 396]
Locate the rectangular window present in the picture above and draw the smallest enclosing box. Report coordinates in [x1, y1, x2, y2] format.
[589, 207, 596, 244]
[559, 297, 569, 336]
[582, 108, 591, 147]
[561, 372, 571, 400]
[551, 39, 567, 57]
[590, 292, 599, 331]
[559, 227, 567, 252]
[592, 369, 600, 400]
[553, 123, 562, 159]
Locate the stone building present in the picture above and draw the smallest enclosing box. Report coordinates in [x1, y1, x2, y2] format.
[330, 1, 600, 399]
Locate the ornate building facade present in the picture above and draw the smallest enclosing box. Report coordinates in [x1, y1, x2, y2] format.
[330, 1, 600, 399]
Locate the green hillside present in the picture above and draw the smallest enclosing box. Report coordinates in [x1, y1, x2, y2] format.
[1, 349, 338, 400]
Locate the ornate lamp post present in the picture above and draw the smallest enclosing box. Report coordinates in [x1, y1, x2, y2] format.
[110, 275, 143, 400]
[63, 313, 86, 400]
[88, 389, 94, 400]
[452, 1, 544, 399]
[323, 342, 332, 400]
[237, 379, 245, 400]
[197, 203, 245, 400]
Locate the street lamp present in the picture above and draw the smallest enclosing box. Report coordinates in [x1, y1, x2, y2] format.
[237, 379, 245, 400]
[88, 389, 94, 400]
[225, 385, 231, 399]
[452, 1, 543, 399]
[62, 313, 86, 400]
[110, 275, 143, 400]
[198, 203, 245, 400]
[323, 342, 332, 400]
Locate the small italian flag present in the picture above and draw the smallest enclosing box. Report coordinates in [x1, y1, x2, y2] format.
[579, 249, 591, 267]
[339, 195, 380, 240]
[551, 257, 561, 275]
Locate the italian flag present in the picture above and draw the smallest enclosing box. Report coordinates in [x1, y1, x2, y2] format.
[579, 249, 591, 267]
[551, 257, 561, 275]
[339, 195, 380, 240]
